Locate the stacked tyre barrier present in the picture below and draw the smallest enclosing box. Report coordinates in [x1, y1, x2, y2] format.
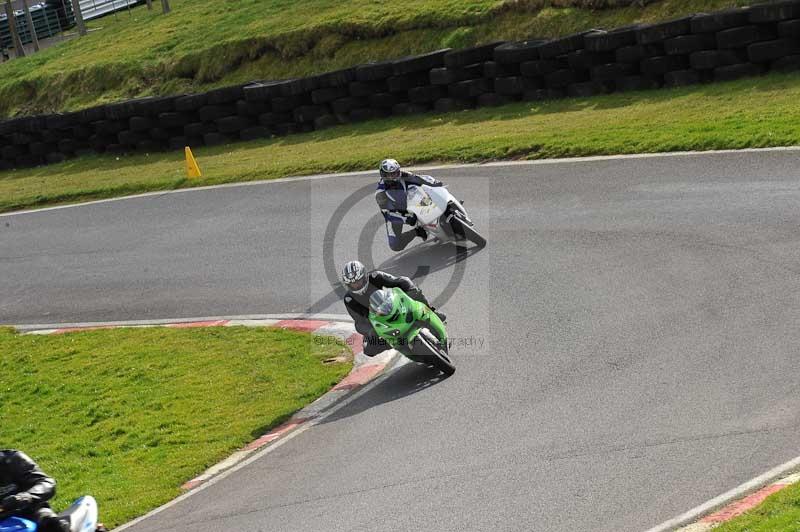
[2, 0, 800, 171]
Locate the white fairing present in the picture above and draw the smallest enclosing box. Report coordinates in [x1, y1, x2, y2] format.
[406, 185, 471, 242]
[60, 496, 98, 532]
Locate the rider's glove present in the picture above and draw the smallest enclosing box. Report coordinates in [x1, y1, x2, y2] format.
[1, 493, 34, 512]
[405, 213, 418, 226]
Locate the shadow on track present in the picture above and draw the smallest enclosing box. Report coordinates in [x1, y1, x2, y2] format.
[378, 240, 481, 277]
[320, 362, 452, 425]
[304, 240, 483, 315]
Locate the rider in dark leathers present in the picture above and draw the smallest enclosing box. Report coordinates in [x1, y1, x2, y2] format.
[341, 261, 445, 356]
[375, 159, 445, 251]
[0, 450, 69, 532]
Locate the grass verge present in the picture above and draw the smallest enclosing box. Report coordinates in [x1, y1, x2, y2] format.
[714, 482, 800, 531]
[0, 0, 751, 117]
[0, 326, 352, 527]
[1, 70, 799, 213]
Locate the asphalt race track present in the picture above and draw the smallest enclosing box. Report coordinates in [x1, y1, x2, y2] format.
[3, 150, 800, 531]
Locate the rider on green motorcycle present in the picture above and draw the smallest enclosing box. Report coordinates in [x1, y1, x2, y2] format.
[368, 288, 448, 353]
[341, 260, 446, 357]
[368, 287, 455, 375]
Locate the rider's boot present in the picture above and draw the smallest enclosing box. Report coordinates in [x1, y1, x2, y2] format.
[40, 515, 70, 532]
[415, 226, 428, 241]
[434, 309, 447, 323]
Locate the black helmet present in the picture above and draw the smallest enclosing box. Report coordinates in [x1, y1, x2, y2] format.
[379, 158, 401, 181]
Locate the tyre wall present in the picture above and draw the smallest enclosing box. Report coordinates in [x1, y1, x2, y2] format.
[2, 0, 800, 171]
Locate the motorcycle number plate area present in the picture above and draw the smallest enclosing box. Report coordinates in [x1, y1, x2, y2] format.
[0, 517, 37, 532]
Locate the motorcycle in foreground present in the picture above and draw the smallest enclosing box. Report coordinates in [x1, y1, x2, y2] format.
[369, 287, 455, 376]
[0, 496, 99, 532]
[405, 184, 486, 248]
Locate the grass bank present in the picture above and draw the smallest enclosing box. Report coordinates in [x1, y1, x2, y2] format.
[0, 70, 798, 213]
[0, 326, 352, 527]
[0, 0, 751, 117]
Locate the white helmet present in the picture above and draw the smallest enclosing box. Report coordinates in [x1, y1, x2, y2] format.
[369, 288, 396, 316]
[341, 260, 368, 294]
[379, 158, 401, 180]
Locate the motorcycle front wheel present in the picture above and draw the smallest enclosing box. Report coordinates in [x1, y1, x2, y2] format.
[411, 329, 456, 376]
[450, 216, 487, 248]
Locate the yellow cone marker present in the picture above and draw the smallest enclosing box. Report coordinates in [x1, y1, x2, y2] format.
[185, 147, 202, 178]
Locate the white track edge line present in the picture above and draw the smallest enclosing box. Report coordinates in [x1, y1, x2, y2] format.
[112, 355, 404, 531]
[644, 455, 800, 532]
[11, 313, 354, 331]
[3, 146, 799, 218]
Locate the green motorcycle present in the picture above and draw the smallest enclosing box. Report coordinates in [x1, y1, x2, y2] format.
[368, 287, 455, 376]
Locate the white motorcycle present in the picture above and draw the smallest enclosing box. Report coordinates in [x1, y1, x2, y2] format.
[0, 495, 100, 532]
[405, 184, 486, 248]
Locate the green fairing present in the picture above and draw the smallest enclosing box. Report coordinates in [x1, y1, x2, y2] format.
[368, 287, 447, 350]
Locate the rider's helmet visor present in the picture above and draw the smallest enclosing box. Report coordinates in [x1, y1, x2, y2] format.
[346, 277, 367, 292]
